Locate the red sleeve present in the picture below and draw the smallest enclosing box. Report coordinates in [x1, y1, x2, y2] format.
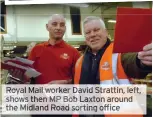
[28, 47, 36, 61]
[72, 49, 81, 78]
[27, 46, 38, 70]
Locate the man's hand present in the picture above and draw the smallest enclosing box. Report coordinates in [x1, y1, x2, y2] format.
[48, 79, 72, 84]
[138, 43, 152, 66]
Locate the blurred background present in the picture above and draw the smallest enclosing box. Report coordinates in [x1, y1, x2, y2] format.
[0, 1, 152, 57]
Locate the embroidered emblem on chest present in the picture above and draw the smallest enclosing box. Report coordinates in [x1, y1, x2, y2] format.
[60, 53, 70, 60]
[101, 62, 110, 70]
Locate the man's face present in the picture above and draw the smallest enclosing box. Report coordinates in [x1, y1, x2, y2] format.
[84, 20, 108, 52]
[46, 16, 66, 40]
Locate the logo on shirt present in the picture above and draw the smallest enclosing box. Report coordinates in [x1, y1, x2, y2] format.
[60, 53, 70, 60]
[101, 62, 110, 70]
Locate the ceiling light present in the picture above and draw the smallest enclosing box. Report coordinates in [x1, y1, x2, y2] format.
[108, 20, 116, 23]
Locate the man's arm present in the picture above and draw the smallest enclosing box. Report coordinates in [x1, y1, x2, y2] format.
[28, 47, 36, 61]
[121, 53, 151, 78]
[121, 43, 152, 78]
[72, 50, 81, 77]
[71, 49, 81, 84]
[138, 43, 152, 66]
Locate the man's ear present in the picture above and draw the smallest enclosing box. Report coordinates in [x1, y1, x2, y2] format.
[46, 24, 49, 31]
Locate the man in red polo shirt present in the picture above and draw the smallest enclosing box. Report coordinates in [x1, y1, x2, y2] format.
[5, 14, 79, 117]
[28, 14, 80, 84]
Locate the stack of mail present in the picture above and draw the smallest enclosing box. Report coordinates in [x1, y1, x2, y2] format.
[1, 57, 41, 84]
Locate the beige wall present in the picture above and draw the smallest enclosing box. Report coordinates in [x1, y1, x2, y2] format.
[2, 2, 151, 46]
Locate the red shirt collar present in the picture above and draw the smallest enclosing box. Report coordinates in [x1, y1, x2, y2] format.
[44, 39, 65, 47]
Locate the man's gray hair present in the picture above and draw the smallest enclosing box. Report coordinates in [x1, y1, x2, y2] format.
[83, 16, 106, 29]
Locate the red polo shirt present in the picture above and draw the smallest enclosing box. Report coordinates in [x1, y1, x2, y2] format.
[28, 40, 80, 84]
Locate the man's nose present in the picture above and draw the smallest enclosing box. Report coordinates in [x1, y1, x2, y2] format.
[90, 31, 96, 37]
[56, 24, 61, 30]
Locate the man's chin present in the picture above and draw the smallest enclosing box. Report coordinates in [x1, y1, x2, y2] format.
[90, 46, 101, 52]
[55, 37, 62, 40]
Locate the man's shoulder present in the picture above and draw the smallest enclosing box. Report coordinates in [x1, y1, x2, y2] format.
[32, 42, 45, 51]
[64, 42, 78, 52]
